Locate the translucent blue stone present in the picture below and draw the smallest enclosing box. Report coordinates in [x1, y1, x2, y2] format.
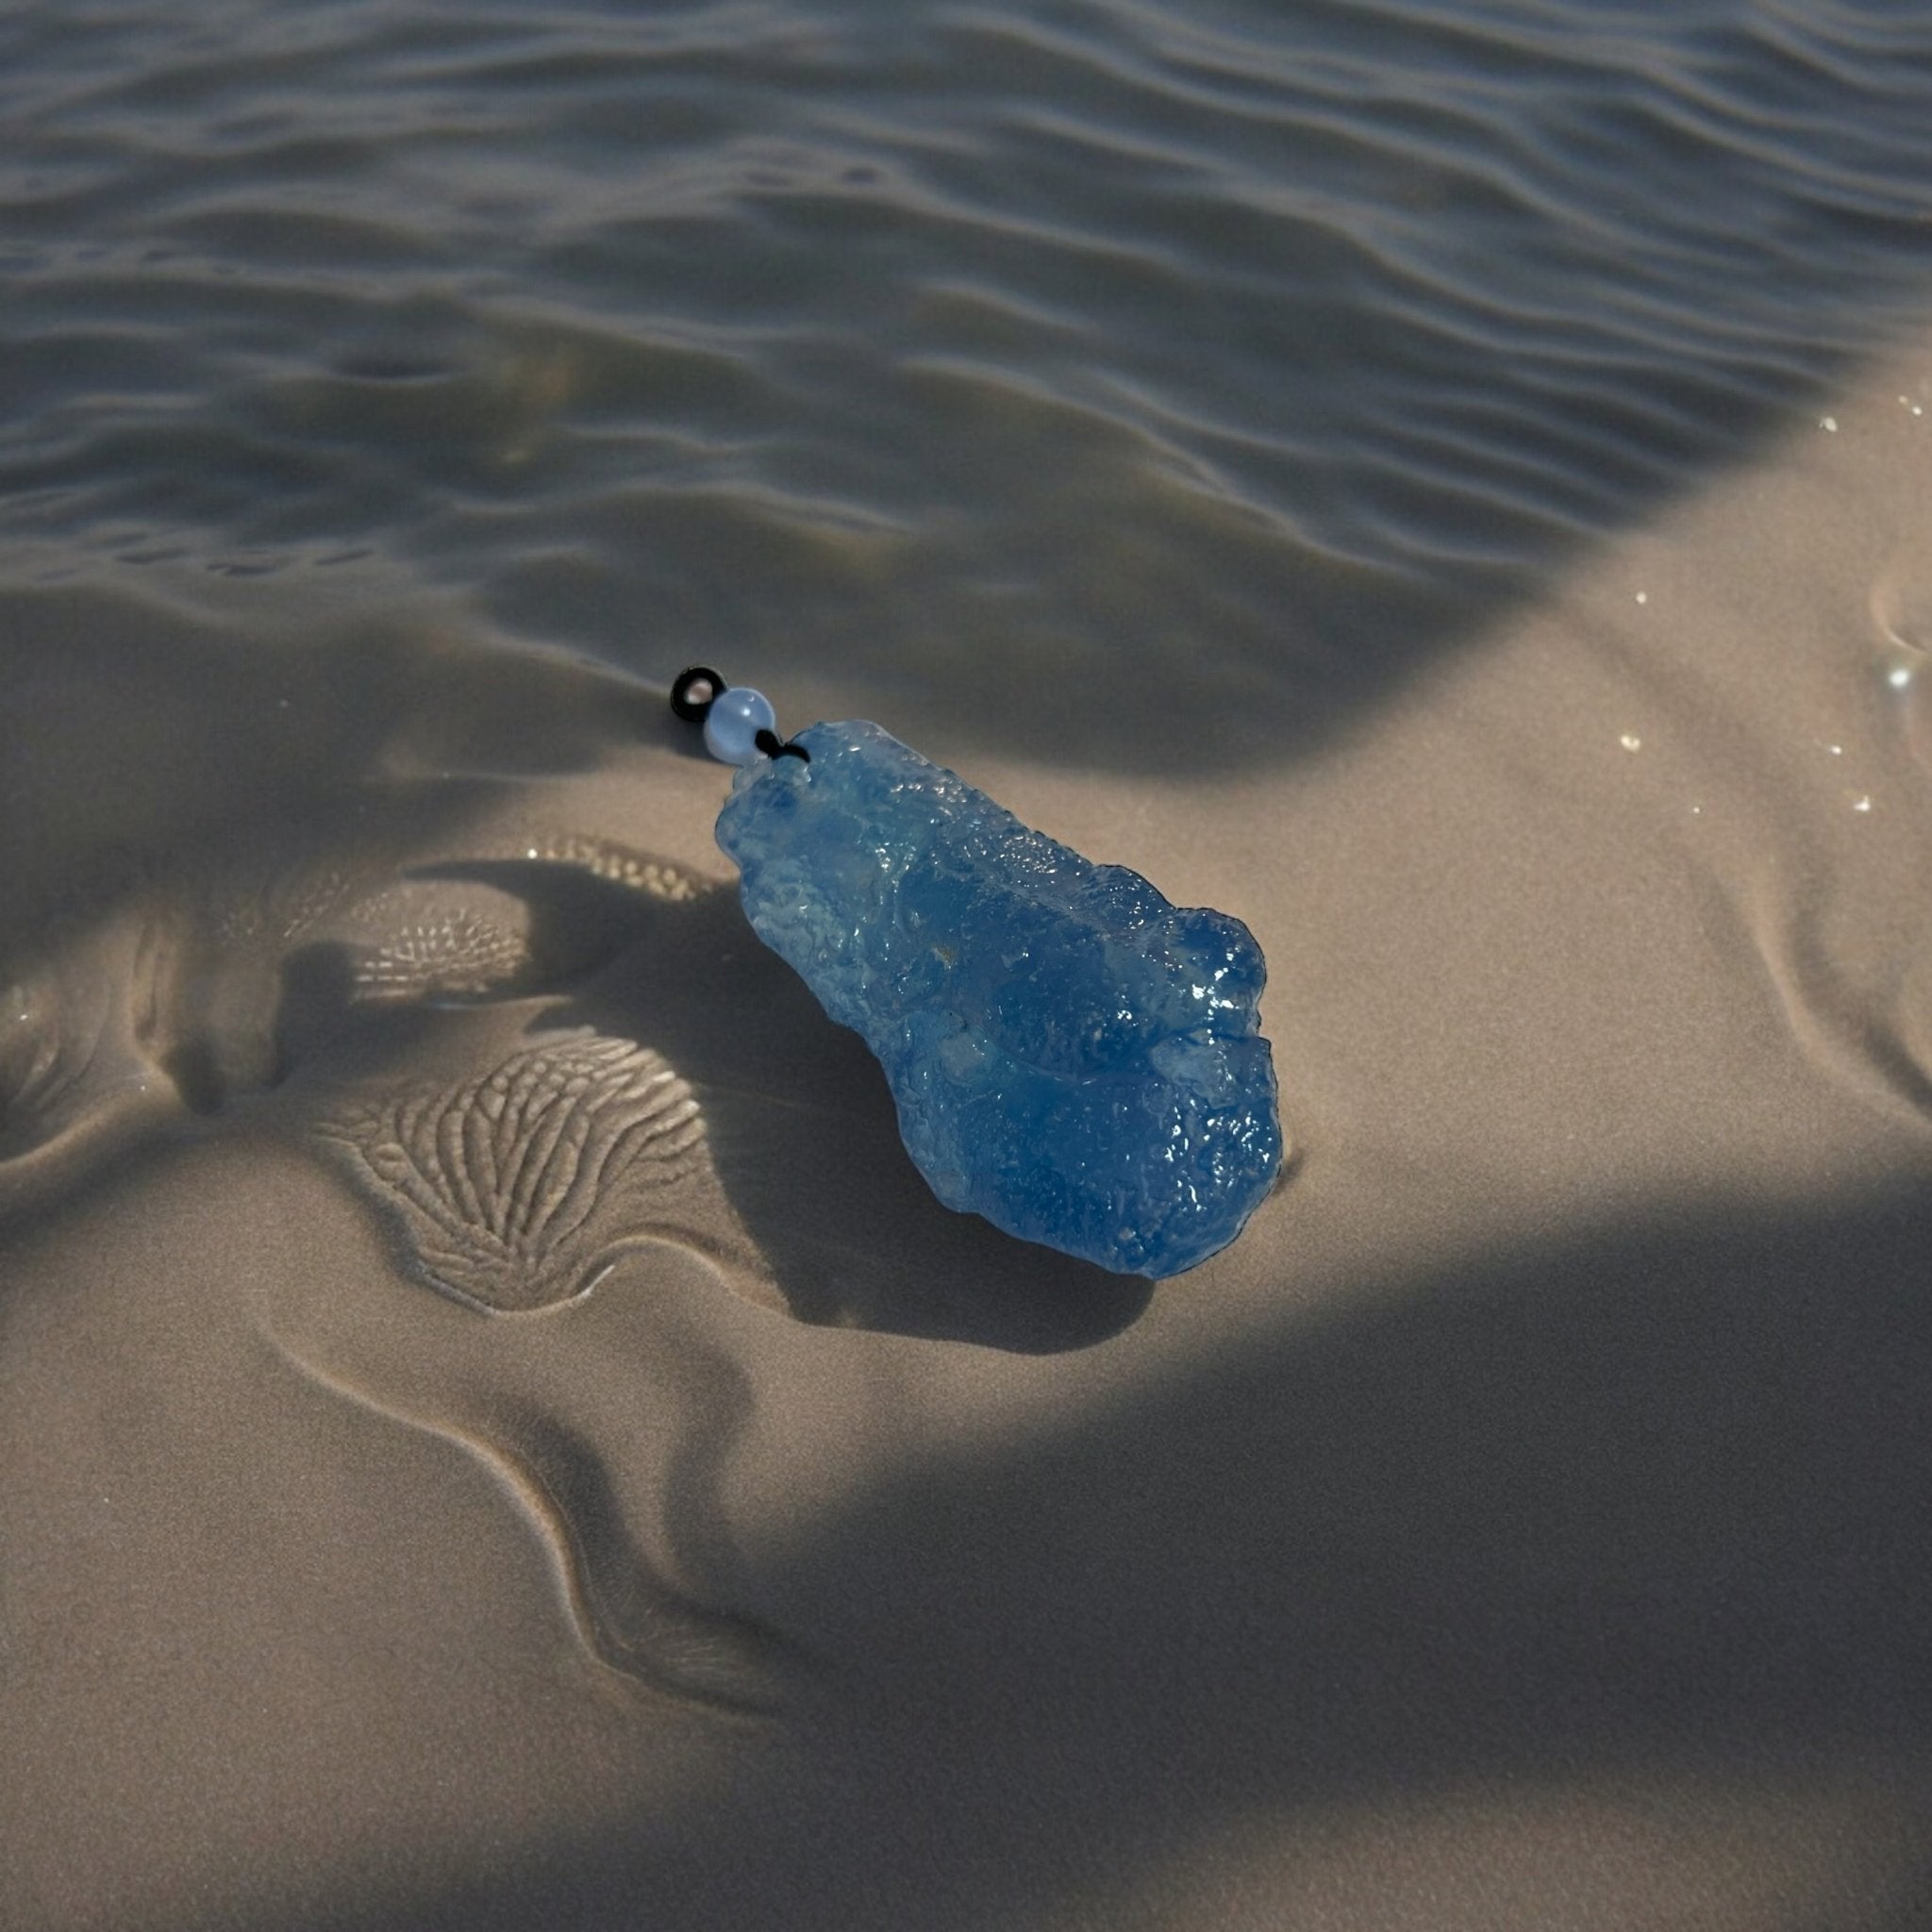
[715, 721, 1283, 1277]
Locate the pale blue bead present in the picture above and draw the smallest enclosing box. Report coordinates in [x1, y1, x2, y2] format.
[704, 687, 776, 766]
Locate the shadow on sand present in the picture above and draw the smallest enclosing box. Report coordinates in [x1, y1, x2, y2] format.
[247, 1174, 1932, 1930]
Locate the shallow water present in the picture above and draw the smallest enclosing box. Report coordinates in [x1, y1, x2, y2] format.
[7, 6, 1932, 1931]
[6, 0, 1932, 761]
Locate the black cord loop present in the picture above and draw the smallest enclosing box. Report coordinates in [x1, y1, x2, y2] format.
[671, 665, 723, 722]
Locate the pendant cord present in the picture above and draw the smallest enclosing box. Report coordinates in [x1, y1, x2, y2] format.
[672, 666, 809, 762]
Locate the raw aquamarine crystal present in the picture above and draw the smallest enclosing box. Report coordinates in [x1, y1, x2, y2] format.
[714, 721, 1282, 1277]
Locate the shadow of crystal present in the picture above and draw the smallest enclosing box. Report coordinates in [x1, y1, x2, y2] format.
[392, 858, 1159, 1352]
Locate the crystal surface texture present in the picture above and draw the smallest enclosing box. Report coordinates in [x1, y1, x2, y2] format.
[714, 722, 1283, 1276]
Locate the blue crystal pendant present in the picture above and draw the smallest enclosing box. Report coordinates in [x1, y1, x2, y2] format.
[672, 671, 1284, 1277]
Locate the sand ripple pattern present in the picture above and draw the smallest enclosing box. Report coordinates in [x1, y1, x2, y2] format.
[525, 836, 706, 905]
[345, 902, 535, 1004]
[319, 1033, 708, 1313]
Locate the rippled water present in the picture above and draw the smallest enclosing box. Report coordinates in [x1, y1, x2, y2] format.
[7, 0, 1932, 765]
[11, 11, 1932, 1926]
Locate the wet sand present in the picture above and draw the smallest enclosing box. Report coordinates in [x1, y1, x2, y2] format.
[4, 342, 1932, 1929]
